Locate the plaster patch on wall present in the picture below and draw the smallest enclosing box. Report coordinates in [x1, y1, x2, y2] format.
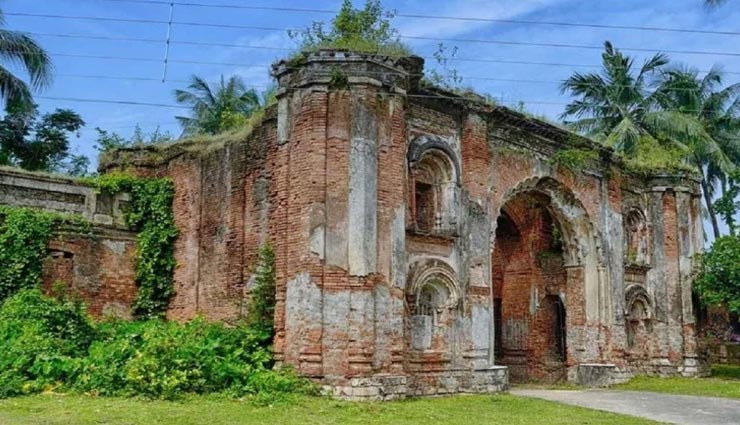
[310, 224, 325, 259]
[102, 240, 126, 256]
[391, 206, 406, 288]
[472, 304, 491, 350]
[469, 262, 487, 287]
[285, 272, 322, 347]
[348, 133, 378, 275]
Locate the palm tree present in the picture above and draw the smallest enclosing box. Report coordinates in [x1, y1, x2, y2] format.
[0, 9, 53, 107]
[657, 67, 740, 238]
[705, 0, 728, 7]
[174, 75, 261, 136]
[561, 41, 709, 156]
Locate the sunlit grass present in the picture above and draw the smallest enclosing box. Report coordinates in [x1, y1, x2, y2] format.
[0, 393, 660, 425]
[615, 364, 740, 399]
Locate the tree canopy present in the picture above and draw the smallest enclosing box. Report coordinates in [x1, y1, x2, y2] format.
[696, 235, 740, 314]
[174, 75, 262, 136]
[0, 9, 53, 108]
[561, 41, 740, 240]
[0, 100, 87, 175]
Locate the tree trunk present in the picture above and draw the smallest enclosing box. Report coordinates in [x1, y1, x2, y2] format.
[700, 170, 722, 239]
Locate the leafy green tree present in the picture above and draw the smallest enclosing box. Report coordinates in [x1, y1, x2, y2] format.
[561, 42, 711, 157]
[289, 0, 410, 56]
[656, 67, 740, 238]
[174, 75, 261, 136]
[0, 100, 87, 174]
[696, 235, 740, 314]
[0, 9, 53, 108]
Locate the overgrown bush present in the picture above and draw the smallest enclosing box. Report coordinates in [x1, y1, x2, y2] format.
[289, 0, 410, 57]
[0, 289, 94, 397]
[0, 290, 314, 400]
[75, 318, 275, 399]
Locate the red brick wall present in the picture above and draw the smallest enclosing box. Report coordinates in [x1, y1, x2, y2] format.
[492, 194, 568, 382]
[42, 231, 137, 318]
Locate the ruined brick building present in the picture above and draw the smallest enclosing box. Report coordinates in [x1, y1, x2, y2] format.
[1, 50, 707, 399]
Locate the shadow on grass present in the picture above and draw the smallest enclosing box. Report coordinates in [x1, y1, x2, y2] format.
[711, 364, 740, 380]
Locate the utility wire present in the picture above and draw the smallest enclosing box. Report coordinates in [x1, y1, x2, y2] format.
[52, 69, 740, 96]
[21, 33, 740, 77]
[38, 96, 188, 108]
[97, 0, 740, 37]
[8, 12, 740, 58]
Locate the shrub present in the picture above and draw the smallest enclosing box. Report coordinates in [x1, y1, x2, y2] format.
[0, 289, 94, 397]
[74, 318, 275, 399]
[0, 261, 313, 401]
[288, 0, 410, 57]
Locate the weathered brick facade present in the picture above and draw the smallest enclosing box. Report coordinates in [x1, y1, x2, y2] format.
[0, 168, 138, 318]
[7, 50, 705, 399]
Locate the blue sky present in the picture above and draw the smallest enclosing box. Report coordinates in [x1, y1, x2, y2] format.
[4, 0, 740, 168]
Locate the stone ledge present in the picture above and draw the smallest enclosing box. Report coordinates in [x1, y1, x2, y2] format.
[322, 367, 509, 401]
[576, 363, 617, 387]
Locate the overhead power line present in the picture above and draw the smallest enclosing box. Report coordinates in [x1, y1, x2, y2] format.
[18, 33, 740, 77]
[8, 12, 740, 58]
[38, 86, 725, 116]
[52, 69, 740, 96]
[38, 96, 188, 109]
[98, 0, 740, 37]
[36, 92, 570, 110]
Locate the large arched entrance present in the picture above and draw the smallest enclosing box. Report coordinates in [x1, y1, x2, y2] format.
[491, 178, 595, 383]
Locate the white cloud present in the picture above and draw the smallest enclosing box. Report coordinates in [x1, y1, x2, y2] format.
[395, 0, 574, 39]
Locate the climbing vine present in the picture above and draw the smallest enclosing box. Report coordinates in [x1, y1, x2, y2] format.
[245, 241, 277, 347]
[0, 207, 58, 302]
[89, 173, 178, 318]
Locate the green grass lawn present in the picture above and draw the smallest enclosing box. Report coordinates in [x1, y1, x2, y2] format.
[0, 393, 660, 425]
[615, 364, 740, 399]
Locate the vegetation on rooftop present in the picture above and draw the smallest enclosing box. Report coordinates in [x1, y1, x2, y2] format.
[288, 0, 411, 58]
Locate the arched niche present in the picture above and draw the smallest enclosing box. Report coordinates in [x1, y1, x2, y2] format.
[407, 260, 461, 351]
[407, 136, 460, 234]
[625, 284, 653, 321]
[625, 284, 654, 350]
[407, 261, 461, 314]
[624, 208, 650, 266]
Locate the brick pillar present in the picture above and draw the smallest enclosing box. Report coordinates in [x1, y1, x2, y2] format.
[270, 50, 421, 385]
